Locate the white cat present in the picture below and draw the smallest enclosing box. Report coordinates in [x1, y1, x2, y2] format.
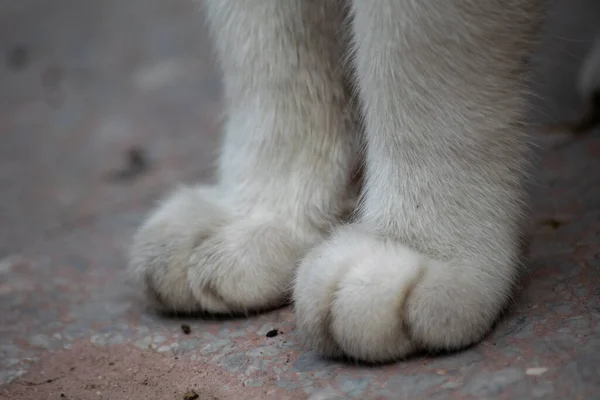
[129, 0, 546, 362]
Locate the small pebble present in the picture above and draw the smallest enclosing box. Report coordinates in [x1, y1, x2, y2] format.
[181, 324, 191, 335]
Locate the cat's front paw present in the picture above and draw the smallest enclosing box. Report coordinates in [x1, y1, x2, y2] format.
[294, 225, 509, 363]
[129, 185, 322, 314]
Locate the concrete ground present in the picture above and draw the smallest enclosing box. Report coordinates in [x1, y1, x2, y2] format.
[1, 0, 599, 399]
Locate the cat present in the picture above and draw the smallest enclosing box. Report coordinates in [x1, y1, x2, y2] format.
[129, 0, 546, 363]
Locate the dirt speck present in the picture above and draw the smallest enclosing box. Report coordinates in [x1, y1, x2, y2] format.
[181, 324, 191, 335]
[182, 389, 199, 400]
[265, 329, 279, 338]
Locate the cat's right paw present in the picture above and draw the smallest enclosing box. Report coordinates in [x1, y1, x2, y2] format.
[129, 185, 322, 314]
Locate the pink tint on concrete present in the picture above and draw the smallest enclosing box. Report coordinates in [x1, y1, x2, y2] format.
[0, 341, 303, 400]
[1, 0, 600, 399]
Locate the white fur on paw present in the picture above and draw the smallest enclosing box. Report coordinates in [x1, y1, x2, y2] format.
[294, 225, 505, 363]
[129, 185, 320, 314]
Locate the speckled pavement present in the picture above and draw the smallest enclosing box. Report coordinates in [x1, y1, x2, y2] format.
[1, 1, 599, 399]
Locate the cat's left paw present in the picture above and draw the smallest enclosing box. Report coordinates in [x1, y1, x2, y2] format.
[293, 224, 508, 363]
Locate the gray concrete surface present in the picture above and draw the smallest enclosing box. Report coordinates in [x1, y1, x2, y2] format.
[1, 1, 599, 399]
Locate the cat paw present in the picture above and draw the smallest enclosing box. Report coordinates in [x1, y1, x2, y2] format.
[129, 185, 322, 314]
[293, 225, 507, 363]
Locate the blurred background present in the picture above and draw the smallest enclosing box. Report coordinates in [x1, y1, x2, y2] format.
[1, 1, 599, 399]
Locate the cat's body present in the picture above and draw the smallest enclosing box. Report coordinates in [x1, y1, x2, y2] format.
[129, 0, 546, 362]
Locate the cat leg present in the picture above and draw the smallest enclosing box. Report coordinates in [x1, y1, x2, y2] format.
[294, 0, 544, 362]
[129, 0, 357, 314]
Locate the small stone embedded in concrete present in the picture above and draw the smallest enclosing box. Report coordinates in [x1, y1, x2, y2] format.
[178, 339, 201, 352]
[90, 333, 125, 346]
[152, 335, 166, 344]
[247, 345, 279, 357]
[244, 378, 263, 388]
[338, 376, 369, 398]
[28, 333, 66, 350]
[0, 368, 26, 385]
[526, 367, 549, 376]
[441, 381, 462, 390]
[462, 368, 524, 397]
[383, 374, 447, 398]
[307, 388, 345, 400]
[134, 336, 152, 350]
[200, 339, 233, 355]
[157, 342, 180, 354]
[293, 352, 332, 373]
[156, 345, 171, 353]
[275, 379, 298, 391]
[220, 353, 245, 373]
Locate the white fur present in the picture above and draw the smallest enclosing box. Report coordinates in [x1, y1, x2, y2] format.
[579, 34, 600, 101]
[129, 0, 545, 362]
[129, 0, 358, 314]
